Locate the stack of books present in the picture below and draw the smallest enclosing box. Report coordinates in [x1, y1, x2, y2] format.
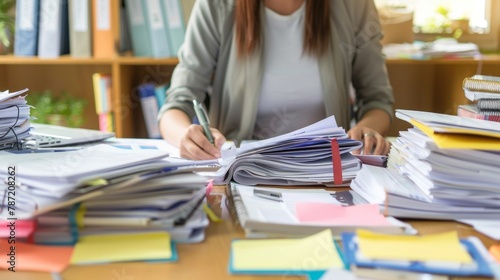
[0, 89, 31, 150]
[458, 75, 500, 122]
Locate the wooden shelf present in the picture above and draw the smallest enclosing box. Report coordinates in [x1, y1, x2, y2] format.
[0, 54, 180, 66]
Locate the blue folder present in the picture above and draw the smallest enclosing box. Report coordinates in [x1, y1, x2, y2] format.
[341, 232, 493, 277]
[14, 0, 40, 56]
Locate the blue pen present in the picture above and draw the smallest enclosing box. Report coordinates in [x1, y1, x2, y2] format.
[193, 100, 214, 144]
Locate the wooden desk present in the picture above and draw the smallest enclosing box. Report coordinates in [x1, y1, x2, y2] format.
[1, 189, 497, 280]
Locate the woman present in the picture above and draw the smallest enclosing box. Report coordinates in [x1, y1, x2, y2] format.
[159, 0, 394, 160]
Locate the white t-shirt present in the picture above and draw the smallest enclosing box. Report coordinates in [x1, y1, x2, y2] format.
[253, 2, 326, 139]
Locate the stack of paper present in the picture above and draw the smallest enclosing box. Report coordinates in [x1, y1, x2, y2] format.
[32, 174, 210, 244]
[351, 109, 500, 220]
[0, 88, 31, 150]
[206, 116, 363, 186]
[383, 40, 480, 60]
[0, 144, 219, 243]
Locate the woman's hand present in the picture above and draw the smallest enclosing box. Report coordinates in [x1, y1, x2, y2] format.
[179, 124, 226, 160]
[348, 126, 391, 155]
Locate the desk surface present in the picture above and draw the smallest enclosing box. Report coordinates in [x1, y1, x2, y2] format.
[1, 188, 497, 280]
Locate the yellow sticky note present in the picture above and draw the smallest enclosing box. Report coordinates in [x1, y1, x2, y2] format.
[357, 230, 472, 263]
[232, 229, 343, 271]
[70, 232, 172, 264]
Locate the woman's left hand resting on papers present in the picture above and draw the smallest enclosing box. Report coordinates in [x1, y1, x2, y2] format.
[347, 109, 391, 155]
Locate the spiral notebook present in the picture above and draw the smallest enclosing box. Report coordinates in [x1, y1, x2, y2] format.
[463, 75, 500, 101]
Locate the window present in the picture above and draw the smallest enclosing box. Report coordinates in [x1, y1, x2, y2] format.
[412, 0, 489, 34]
[375, 0, 499, 51]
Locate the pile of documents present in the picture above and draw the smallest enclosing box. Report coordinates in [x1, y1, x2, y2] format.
[0, 88, 31, 150]
[383, 40, 480, 60]
[207, 116, 363, 186]
[351, 110, 500, 222]
[0, 144, 218, 243]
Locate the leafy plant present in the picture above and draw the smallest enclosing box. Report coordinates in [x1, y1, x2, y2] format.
[0, 0, 15, 48]
[27, 90, 88, 128]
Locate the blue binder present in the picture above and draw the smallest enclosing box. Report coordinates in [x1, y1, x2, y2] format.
[14, 0, 40, 57]
[160, 0, 186, 57]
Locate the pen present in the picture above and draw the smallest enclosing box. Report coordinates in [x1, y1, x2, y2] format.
[253, 188, 283, 202]
[193, 100, 214, 144]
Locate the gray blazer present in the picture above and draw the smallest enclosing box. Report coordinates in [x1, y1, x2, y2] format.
[158, 0, 394, 142]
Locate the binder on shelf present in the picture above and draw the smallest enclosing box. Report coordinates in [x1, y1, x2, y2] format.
[14, 0, 40, 57]
[92, 0, 116, 58]
[160, 0, 186, 56]
[143, 0, 172, 58]
[138, 83, 161, 139]
[124, 0, 153, 57]
[37, 0, 70, 58]
[118, 0, 132, 53]
[69, 0, 92, 57]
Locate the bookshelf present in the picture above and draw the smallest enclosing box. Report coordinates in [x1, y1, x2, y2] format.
[0, 0, 187, 138]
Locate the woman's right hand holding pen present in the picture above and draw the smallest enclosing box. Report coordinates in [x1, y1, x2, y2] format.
[179, 124, 226, 160]
[159, 108, 226, 160]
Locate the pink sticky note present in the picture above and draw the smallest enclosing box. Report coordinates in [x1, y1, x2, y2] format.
[0, 220, 36, 239]
[296, 203, 391, 226]
[0, 240, 73, 273]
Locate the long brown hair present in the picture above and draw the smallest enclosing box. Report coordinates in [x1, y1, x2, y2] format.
[235, 0, 331, 58]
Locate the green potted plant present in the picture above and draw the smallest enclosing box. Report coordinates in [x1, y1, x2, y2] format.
[27, 90, 88, 128]
[0, 0, 15, 54]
